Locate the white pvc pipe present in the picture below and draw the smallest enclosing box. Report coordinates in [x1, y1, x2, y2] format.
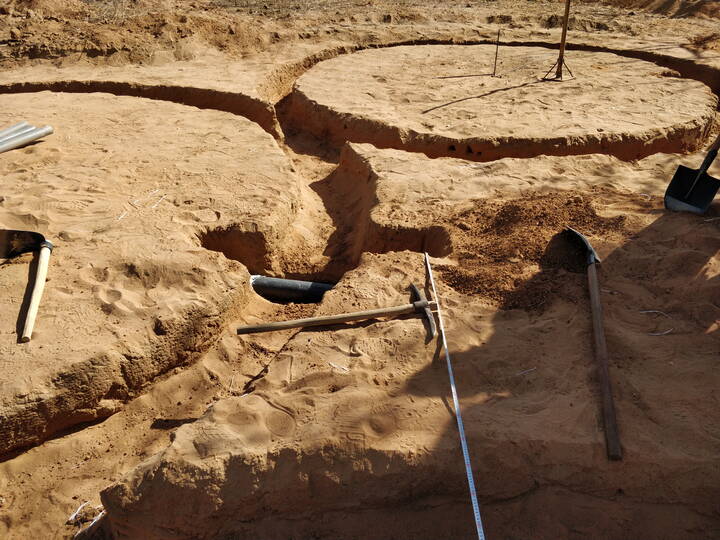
[0, 125, 53, 154]
[0, 121, 31, 140]
[0, 124, 36, 144]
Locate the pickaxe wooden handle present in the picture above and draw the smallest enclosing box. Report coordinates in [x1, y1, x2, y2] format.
[21, 241, 53, 342]
[237, 299, 437, 335]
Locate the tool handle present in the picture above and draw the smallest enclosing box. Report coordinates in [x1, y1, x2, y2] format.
[237, 300, 437, 335]
[587, 263, 623, 461]
[710, 131, 720, 152]
[697, 132, 720, 175]
[684, 132, 720, 199]
[21, 243, 52, 342]
[555, 0, 572, 79]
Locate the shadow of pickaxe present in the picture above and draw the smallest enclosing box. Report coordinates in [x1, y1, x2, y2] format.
[0, 229, 53, 342]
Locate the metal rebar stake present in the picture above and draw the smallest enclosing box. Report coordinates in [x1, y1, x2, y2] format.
[492, 28, 501, 77]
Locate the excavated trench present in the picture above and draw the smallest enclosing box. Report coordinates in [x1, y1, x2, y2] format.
[200, 42, 718, 292]
[2, 36, 720, 540]
[197, 147, 453, 286]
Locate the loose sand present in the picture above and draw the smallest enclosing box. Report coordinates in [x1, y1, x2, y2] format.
[0, 1, 719, 539]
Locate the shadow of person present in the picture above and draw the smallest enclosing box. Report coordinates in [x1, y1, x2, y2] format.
[400, 208, 720, 540]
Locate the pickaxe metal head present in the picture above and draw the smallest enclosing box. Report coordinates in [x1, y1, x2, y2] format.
[410, 282, 437, 341]
[0, 229, 52, 259]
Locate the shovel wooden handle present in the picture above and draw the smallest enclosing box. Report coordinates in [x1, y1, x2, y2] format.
[237, 300, 437, 335]
[587, 262, 622, 460]
[21, 243, 52, 342]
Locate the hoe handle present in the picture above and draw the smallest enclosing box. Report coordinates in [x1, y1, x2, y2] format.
[237, 300, 437, 335]
[21, 242, 52, 342]
[587, 262, 622, 460]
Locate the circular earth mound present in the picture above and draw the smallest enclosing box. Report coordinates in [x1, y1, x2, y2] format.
[0, 90, 299, 456]
[288, 44, 717, 160]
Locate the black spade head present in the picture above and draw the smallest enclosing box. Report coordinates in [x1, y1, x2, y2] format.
[565, 227, 600, 267]
[664, 165, 720, 215]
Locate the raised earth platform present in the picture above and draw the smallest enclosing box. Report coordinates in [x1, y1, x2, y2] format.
[286, 44, 718, 161]
[0, 91, 301, 456]
[101, 144, 720, 540]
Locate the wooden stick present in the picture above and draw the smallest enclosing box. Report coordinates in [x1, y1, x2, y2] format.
[555, 0, 572, 80]
[21, 242, 52, 342]
[587, 262, 622, 460]
[237, 300, 437, 335]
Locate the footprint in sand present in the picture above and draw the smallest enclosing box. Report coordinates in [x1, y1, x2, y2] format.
[99, 288, 122, 304]
[362, 411, 398, 439]
[264, 409, 296, 438]
[78, 265, 110, 285]
[333, 398, 399, 440]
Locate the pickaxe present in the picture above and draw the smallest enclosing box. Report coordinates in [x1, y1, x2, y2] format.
[0, 229, 53, 342]
[237, 283, 437, 340]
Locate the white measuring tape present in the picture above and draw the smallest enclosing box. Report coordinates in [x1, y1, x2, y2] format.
[424, 253, 486, 540]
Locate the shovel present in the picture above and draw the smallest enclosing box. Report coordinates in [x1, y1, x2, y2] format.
[664, 133, 720, 214]
[566, 227, 622, 461]
[0, 230, 53, 342]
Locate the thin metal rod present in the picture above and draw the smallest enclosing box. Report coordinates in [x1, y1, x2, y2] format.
[542, 60, 558, 80]
[424, 253, 486, 540]
[492, 28, 501, 77]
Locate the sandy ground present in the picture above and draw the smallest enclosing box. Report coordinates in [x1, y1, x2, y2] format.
[0, 90, 301, 456]
[0, 1, 719, 539]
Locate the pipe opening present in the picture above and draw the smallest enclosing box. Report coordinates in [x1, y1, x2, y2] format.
[250, 275, 335, 304]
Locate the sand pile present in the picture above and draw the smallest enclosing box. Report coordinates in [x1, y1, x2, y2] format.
[438, 189, 631, 309]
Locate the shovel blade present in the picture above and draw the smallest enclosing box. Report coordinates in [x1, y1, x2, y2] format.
[565, 227, 600, 266]
[0, 229, 46, 259]
[664, 165, 720, 215]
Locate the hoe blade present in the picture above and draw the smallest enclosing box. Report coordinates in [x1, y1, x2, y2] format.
[664, 165, 720, 215]
[0, 229, 46, 259]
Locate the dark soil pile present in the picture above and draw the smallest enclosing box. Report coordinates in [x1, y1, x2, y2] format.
[439, 189, 631, 311]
